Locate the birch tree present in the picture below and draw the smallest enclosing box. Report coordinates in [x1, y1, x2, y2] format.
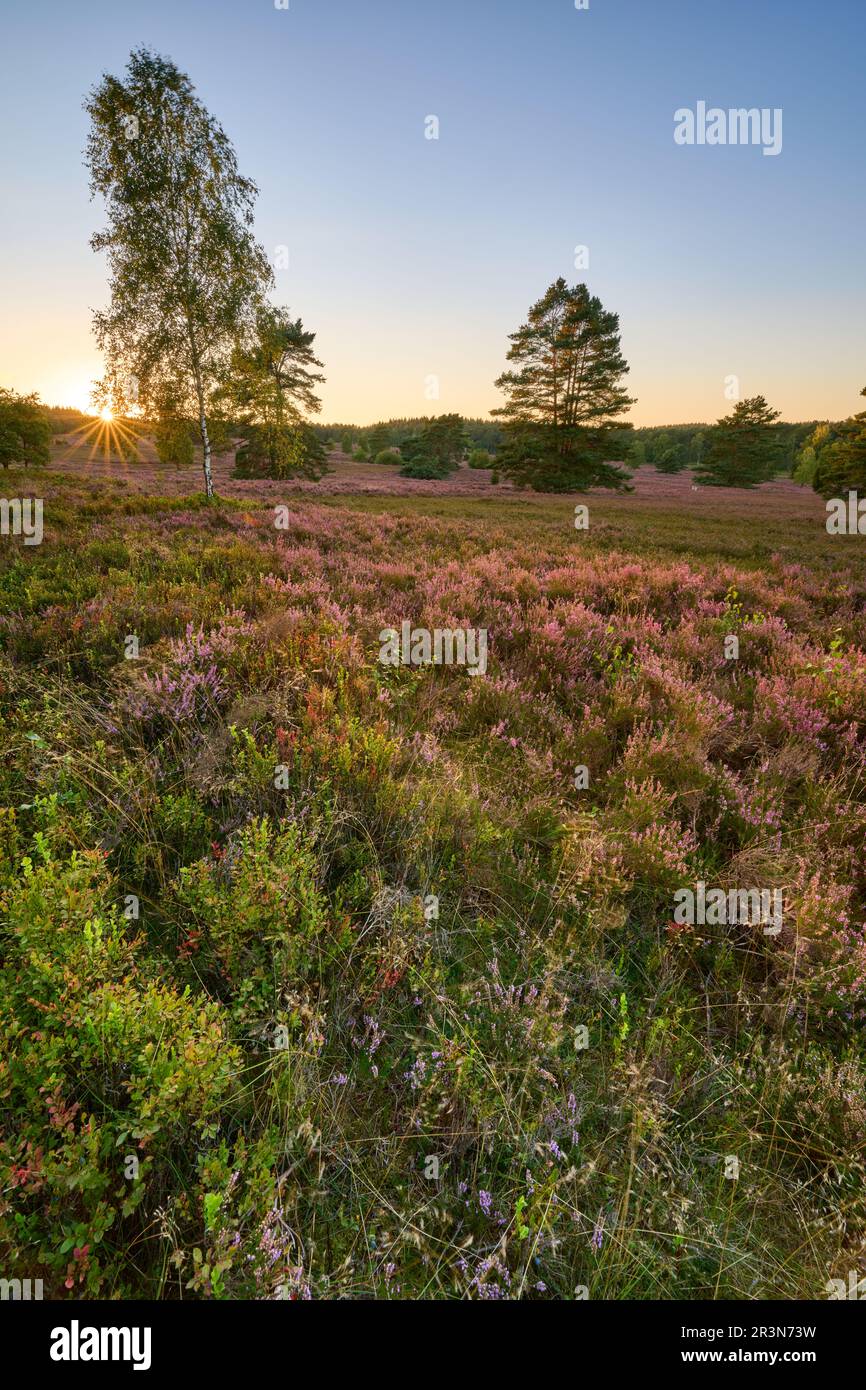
[85, 47, 273, 497]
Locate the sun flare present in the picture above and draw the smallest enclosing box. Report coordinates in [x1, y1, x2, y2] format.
[100, 405, 114, 423]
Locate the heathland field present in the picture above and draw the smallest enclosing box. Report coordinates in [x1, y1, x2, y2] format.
[2, 450, 865, 1299]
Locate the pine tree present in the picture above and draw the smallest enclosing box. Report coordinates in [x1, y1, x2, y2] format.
[694, 396, 785, 488]
[396, 415, 466, 474]
[366, 423, 392, 457]
[420, 414, 467, 471]
[221, 305, 328, 480]
[493, 278, 634, 491]
[650, 431, 688, 473]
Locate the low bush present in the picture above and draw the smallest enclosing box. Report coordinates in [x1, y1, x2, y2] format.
[398, 457, 450, 480]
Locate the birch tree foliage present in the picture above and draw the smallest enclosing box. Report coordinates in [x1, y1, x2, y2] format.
[84, 47, 273, 496]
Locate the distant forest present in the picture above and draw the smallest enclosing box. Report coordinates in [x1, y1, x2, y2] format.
[314, 416, 823, 474]
[312, 417, 504, 452]
[42, 405, 824, 478]
[620, 420, 821, 474]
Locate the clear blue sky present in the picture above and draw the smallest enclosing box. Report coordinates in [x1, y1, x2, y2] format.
[1, 0, 863, 424]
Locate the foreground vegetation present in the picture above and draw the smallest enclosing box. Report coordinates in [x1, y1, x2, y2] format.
[1, 461, 865, 1300]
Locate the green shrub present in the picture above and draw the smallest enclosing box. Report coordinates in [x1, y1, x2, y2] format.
[468, 449, 491, 469]
[374, 448, 401, 466]
[0, 843, 241, 1294]
[399, 458, 450, 480]
[171, 817, 332, 1017]
[84, 539, 132, 572]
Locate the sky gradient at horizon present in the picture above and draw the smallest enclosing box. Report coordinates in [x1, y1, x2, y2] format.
[0, 0, 863, 425]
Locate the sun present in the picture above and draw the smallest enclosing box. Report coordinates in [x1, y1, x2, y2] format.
[100, 405, 114, 423]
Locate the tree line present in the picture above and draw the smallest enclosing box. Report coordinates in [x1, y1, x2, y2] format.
[316, 416, 502, 454]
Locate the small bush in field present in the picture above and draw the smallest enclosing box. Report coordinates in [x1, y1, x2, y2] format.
[374, 448, 401, 465]
[399, 457, 450, 479]
[171, 816, 331, 1011]
[490, 469, 500, 483]
[468, 448, 491, 469]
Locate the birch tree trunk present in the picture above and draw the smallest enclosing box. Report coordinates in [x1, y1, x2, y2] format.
[192, 358, 214, 499]
[199, 407, 214, 499]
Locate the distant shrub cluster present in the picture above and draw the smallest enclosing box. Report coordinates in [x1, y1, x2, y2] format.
[467, 449, 492, 469]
